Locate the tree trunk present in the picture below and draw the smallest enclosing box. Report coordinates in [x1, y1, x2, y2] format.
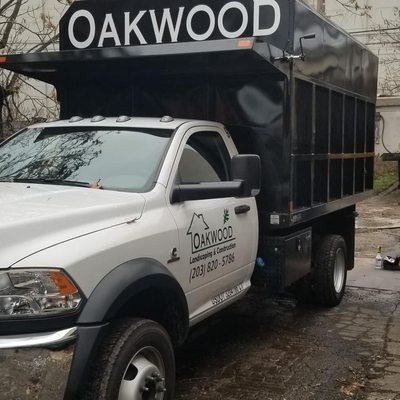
[0, 86, 5, 138]
[317, 0, 326, 14]
[0, 85, 12, 139]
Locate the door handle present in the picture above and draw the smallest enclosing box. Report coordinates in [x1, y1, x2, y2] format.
[235, 205, 251, 215]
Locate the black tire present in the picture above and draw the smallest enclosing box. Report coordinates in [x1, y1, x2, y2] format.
[82, 318, 175, 400]
[313, 234, 347, 307]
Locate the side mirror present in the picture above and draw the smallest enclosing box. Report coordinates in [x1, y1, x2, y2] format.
[231, 154, 261, 197]
[170, 154, 261, 204]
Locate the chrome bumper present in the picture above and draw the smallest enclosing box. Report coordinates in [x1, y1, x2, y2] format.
[0, 327, 77, 349]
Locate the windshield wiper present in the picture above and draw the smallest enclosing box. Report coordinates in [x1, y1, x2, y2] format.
[0, 177, 91, 188]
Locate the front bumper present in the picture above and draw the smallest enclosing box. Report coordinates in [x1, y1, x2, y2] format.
[0, 328, 77, 400]
[0, 327, 77, 349]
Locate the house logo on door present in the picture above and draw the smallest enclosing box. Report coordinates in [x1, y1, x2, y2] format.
[187, 212, 235, 254]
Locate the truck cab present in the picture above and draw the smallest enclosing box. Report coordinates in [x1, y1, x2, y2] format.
[0, 117, 260, 399]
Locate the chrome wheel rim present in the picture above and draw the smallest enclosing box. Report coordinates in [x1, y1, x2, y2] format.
[118, 346, 166, 400]
[334, 248, 346, 293]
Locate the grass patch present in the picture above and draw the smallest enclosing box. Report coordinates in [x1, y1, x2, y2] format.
[374, 171, 397, 193]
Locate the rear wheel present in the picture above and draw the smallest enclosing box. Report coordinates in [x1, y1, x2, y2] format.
[83, 319, 175, 400]
[313, 234, 347, 307]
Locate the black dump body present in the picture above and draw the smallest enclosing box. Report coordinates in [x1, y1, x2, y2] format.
[1, 0, 378, 233]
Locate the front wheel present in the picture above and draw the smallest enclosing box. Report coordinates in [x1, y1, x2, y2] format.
[83, 319, 175, 400]
[313, 235, 347, 307]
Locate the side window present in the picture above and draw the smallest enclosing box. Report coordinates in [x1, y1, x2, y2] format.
[176, 131, 231, 184]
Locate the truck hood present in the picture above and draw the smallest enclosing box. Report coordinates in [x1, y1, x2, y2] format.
[0, 183, 145, 267]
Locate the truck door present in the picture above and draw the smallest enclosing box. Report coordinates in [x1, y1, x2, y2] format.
[167, 127, 258, 325]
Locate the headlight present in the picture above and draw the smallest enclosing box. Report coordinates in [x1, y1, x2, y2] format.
[0, 269, 82, 317]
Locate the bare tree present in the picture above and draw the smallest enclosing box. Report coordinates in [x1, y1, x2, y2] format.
[345, 5, 400, 96]
[0, 0, 72, 139]
[333, 0, 371, 15]
[372, 7, 400, 95]
[307, 0, 371, 15]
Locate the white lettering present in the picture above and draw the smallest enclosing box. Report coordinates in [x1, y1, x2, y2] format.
[67, 1, 283, 49]
[149, 7, 185, 43]
[125, 11, 147, 45]
[98, 14, 121, 47]
[218, 2, 248, 39]
[253, 0, 281, 36]
[68, 10, 96, 49]
[186, 5, 215, 41]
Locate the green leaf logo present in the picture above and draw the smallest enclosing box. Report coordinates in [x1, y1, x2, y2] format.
[223, 209, 230, 224]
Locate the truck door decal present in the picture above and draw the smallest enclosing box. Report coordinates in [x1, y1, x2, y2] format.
[187, 212, 236, 255]
[187, 212, 237, 283]
[211, 282, 244, 306]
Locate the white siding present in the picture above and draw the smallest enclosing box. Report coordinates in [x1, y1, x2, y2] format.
[376, 97, 400, 155]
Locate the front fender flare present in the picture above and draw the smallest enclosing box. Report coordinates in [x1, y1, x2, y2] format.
[77, 257, 188, 325]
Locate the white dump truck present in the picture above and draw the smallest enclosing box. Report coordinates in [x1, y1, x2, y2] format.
[0, 0, 378, 399]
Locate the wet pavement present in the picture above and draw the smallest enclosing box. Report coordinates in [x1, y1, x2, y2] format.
[0, 345, 73, 400]
[1, 272, 399, 400]
[349, 258, 400, 292]
[175, 284, 400, 400]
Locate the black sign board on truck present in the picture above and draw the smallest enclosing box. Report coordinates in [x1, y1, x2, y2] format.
[60, 0, 290, 51]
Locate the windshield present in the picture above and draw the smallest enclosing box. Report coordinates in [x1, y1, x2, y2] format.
[0, 126, 174, 192]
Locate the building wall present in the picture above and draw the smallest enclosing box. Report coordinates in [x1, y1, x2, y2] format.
[376, 97, 400, 155]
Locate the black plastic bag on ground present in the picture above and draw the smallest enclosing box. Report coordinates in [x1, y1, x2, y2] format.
[383, 256, 400, 270]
